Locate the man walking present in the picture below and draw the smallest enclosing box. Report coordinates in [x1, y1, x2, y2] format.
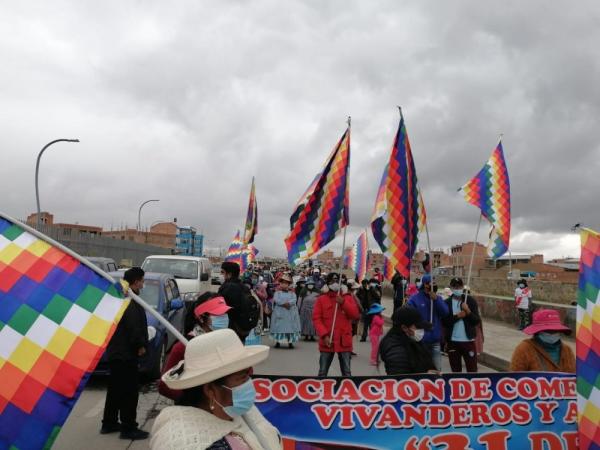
[313, 273, 360, 376]
[101, 267, 149, 440]
[406, 274, 449, 371]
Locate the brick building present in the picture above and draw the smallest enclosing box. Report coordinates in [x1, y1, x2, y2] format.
[103, 221, 177, 249]
[451, 241, 487, 277]
[26, 212, 102, 236]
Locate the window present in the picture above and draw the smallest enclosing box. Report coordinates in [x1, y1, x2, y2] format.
[107, 263, 117, 272]
[142, 258, 198, 280]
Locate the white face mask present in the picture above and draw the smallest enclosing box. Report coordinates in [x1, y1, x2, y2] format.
[409, 328, 425, 342]
[329, 283, 340, 291]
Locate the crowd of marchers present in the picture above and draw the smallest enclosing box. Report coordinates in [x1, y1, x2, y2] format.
[97, 260, 575, 449]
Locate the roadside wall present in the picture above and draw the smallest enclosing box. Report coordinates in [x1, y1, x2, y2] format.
[434, 275, 577, 305]
[35, 225, 171, 266]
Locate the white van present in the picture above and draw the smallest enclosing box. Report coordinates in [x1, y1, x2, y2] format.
[141, 255, 212, 299]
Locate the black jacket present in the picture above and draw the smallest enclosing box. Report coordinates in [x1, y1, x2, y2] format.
[218, 278, 246, 330]
[441, 295, 481, 342]
[106, 300, 148, 362]
[378, 328, 436, 375]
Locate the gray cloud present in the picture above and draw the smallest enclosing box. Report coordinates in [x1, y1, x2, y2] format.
[1, 0, 598, 260]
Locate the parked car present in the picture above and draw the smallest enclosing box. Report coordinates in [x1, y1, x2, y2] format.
[141, 255, 212, 300]
[211, 267, 224, 285]
[94, 272, 185, 379]
[84, 256, 118, 273]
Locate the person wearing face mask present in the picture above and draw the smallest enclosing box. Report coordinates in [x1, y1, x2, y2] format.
[515, 279, 533, 330]
[379, 307, 437, 375]
[441, 278, 481, 373]
[152, 329, 282, 450]
[360, 279, 382, 342]
[509, 309, 575, 373]
[406, 274, 450, 371]
[313, 272, 360, 376]
[269, 274, 301, 348]
[298, 280, 319, 341]
[159, 294, 232, 401]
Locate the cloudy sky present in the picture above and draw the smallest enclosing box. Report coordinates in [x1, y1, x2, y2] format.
[2, 1, 598, 260]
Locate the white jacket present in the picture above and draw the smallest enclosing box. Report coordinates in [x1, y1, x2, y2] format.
[150, 405, 281, 450]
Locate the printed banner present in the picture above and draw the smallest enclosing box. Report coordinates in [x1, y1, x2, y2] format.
[254, 373, 577, 450]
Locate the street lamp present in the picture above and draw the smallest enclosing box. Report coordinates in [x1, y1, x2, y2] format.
[35, 139, 80, 228]
[137, 199, 160, 231]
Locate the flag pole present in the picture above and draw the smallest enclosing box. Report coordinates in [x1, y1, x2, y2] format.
[0, 211, 189, 345]
[464, 214, 483, 301]
[425, 221, 434, 322]
[329, 116, 351, 346]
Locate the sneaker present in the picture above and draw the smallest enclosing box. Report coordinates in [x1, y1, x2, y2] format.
[100, 423, 120, 434]
[119, 429, 149, 440]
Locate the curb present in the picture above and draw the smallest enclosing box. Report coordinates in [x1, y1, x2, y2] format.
[383, 314, 510, 372]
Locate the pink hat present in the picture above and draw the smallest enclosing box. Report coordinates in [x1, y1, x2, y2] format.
[523, 309, 571, 336]
[194, 296, 231, 317]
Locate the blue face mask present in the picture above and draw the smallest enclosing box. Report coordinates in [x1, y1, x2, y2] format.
[219, 379, 256, 417]
[538, 332, 561, 345]
[210, 314, 229, 331]
[452, 289, 463, 297]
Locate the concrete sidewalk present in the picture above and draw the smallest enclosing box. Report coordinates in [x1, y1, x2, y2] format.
[380, 296, 575, 371]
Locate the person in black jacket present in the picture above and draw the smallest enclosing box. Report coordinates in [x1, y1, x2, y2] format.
[441, 277, 481, 373]
[379, 307, 437, 375]
[218, 261, 250, 341]
[101, 267, 149, 440]
[359, 280, 381, 341]
[390, 270, 406, 311]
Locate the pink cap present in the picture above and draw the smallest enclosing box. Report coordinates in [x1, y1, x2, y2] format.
[194, 296, 231, 317]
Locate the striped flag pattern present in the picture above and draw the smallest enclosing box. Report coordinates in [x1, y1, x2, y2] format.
[285, 127, 350, 266]
[243, 177, 258, 246]
[371, 113, 426, 278]
[577, 228, 600, 450]
[0, 214, 129, 449]
[225, 230, 243, 268]
[347, 231, 369, 281]
[460, 141, 511, 259]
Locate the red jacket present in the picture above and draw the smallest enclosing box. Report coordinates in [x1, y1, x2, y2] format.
[158, 341, 186, 401]
[313, 291, 360, 353]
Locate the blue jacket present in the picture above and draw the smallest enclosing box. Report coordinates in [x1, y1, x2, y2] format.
[406, 291, 450, 344]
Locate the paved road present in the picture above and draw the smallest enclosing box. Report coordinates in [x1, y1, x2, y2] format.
[53, 333, 496, 449]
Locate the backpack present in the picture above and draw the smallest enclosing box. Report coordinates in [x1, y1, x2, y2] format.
[239, 284, 262, 332]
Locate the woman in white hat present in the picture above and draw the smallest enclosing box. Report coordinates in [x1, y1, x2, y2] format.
[151, 329, 281, 450]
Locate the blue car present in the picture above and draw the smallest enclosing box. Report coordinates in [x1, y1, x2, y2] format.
[95, 272, 185, 379]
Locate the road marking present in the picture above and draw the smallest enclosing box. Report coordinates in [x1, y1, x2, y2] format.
[84, 398, 106, 418]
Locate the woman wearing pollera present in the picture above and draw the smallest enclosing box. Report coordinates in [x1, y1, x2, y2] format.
[269, 273, 301, 348]
[298, 280, 319, 341]
[151, 329, 281, 450]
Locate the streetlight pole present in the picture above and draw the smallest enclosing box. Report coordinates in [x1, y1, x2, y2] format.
[35, 139, 80, 228]
[137, 199, 160, 232]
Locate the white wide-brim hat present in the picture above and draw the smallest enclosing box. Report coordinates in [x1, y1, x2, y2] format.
[162, 329, 269, 390]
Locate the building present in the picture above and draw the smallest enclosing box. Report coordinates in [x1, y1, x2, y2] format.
[369, 252, 385, 270]
[316, 250, 335, 267]
[175, 226, 204, 256]
[487, 254, 544, 270]
[450, 242, 488, 277]
[26, 212, 102, 236]
[103, 221, 177, 249]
